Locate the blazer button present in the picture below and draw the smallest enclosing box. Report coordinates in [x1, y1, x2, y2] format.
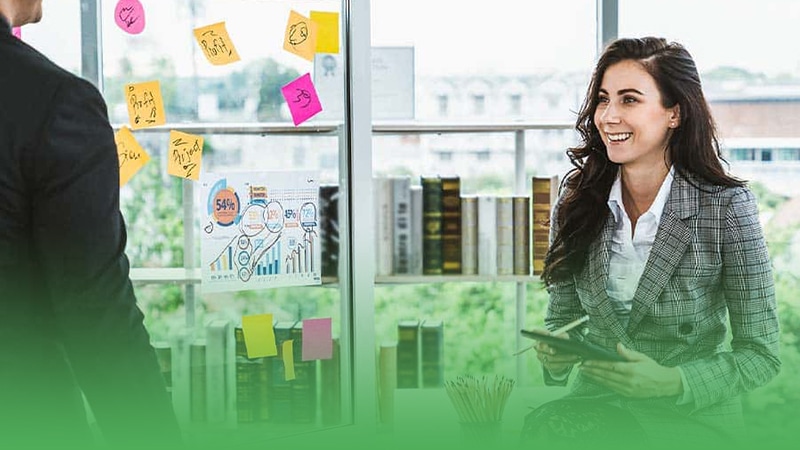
[679, 323, 694, 335]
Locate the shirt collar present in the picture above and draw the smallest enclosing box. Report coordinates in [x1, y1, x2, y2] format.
[0, 15, 11, 34]
[607, 166, 675, 225]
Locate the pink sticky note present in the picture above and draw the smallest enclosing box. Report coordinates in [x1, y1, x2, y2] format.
[114, 0, 146, 35]
[301, 318, 332, 361]
[12, 27, 21, 39]
[281, 73, 323, 126]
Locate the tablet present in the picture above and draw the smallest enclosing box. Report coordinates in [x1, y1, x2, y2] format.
[520, 329, 626, 362]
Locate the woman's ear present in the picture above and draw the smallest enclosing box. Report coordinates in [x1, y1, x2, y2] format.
[669, 105, 681, 128]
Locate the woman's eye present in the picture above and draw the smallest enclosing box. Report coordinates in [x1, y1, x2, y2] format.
[622, 96, 637, 104]
[597, 96, 609, 104]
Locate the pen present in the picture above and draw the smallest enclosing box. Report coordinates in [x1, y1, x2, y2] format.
[512, 315, 590, 356]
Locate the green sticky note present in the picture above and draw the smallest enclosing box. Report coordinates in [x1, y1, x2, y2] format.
[241, 313, 277, 358]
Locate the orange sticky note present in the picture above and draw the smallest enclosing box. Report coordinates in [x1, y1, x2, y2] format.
[193, 22, 240, 66]
[241, 314, 278, 358]
[310, 11, 339, 54]
[124, 80, 166, 130]
[115, 126, 150, 186]
[283, 10, 318, 62]
[167, 130, 204, 181]
[282, 340, 296, 381]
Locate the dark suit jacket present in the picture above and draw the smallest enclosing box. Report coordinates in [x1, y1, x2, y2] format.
[0, 19, 180, 449]
[543, 170, 781, 438]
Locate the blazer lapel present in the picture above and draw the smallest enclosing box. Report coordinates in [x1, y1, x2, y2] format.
[627, 172, 699, 334]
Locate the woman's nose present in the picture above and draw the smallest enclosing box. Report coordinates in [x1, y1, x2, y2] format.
[599, 103, 620, 124]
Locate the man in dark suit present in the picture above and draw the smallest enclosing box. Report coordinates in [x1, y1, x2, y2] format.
[0, 1, 181, 448]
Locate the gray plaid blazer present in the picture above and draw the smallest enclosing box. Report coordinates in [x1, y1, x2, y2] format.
[544, 170, 780, 429]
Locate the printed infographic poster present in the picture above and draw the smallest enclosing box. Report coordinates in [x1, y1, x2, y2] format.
[201, 171, 321, 293]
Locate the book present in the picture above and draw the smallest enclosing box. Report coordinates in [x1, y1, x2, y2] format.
[269, 321, 296, 423]
[374, 176, 394, 276]
[379, 342, 397, 425]
[440, 176, 462, 274]
[392, 176, 412, 274]
[319, 184, 340, 279]
[532, 176, 559, 275]
[152, 341, 173, 400]
[461, 196, 478, 275]
[420, 320, 444, 388]
[291, 321, 318, 424]
[513, 196, 531, 275]
[496, 196, 514, 275]
[320, 338, 341, 425]
[421, 176, 443, 275]
[169, 332, 192, 425]
[189, 338, 207, 423]
[396, 320, 420, 388]
[477, 196, 497, 276]
[409, 185, 424, 275]
[205, 319, 236, 426]
[234, 327, 271, 424]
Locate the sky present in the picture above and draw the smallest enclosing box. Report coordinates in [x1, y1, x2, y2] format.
[19, 0, 800, 79]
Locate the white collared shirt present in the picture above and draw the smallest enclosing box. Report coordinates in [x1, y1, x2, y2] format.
[605, 167, 674, 328]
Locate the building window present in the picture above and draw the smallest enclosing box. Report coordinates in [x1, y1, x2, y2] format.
[509, 94, 522, 115]
[438, 151, 453, 161]
[729, 148, 756, 161]
[476, 150, 490, 161]
[777, 148, 800, 161]
[472, 95, 485, 115]
[761, 149, 773, 162]
[437, 95, 449, 116]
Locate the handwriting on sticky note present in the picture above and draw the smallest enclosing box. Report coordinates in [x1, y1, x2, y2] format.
[115, 126, 150, 186]
[12, 27, 21, 39]
[124, 80, 166, 129]
[281, 73, 322, 126]
[283, 10, 318, 62]
[302, 318, 332, 361]
[167, 130, 204, 180]
[310, 11, 339, 54]
[114, 0, 146, 35]
[241, 314, 278, 358]
[282, 340, 296, 381]
[194, 22, 240, 66]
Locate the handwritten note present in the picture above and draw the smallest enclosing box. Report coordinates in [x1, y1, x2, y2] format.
[124, 80, 166, 129]
[115, 126, 150, 186]
[310, 11, 339, 54]
[193, 22, 240, 66]
[283, 10, 318, 62]
[281, 73, 323, 126]
[282, 340, 296, 381]
[167, 130, 204, 180]
[12, 27, 21, 39]
[301, 318, 332, 360]
[241, 314, 278, 358]
[114, 0, 145, 35]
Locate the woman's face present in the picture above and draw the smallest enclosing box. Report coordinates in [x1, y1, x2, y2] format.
[593, 59, 679, 171]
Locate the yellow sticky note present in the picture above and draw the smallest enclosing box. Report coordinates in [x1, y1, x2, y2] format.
[167, 130, 204, 181]
[124, 80, 166, 130]
[115, 126, 150, 187]
[282, 340, 296, 381]
[241, 314, 278, 358]
[310, 11, 339, 54]
[283, 10, 318, 62]
[193, 22, 241, 66]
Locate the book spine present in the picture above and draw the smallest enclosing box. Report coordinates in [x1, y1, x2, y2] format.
[205, 319, 234, 425]
[420, 320, 444, 388]
[190, 339, 207, 423]
[421, 176, 443, 275]
[392, 176, 412, 274]
[379, 343, 397, 425]
[319, 184, 340, 279]
[291, 322, 318, 424]
[532, 176, 558, 275]
[320, 338, 341, 425]
[152, 341, 173, 401]
[234, 327, 260, 424]
[169, 333, 191, 426]
[269, 321, 296, 423]
[440, 176, 462, 274]
[513, 196, 531, 275]
[477, 196, 497, 276]
[396, 320, 420, 388]
[496, 196, 514, 275]
[374, 176, 394, 276]
[409, 185, 424, 275]
[461, 196, 478, 275]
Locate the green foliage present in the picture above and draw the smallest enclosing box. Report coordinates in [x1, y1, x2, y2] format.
[246, 59, 301, 121]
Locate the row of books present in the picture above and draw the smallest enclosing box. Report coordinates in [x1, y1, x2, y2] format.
[395, 319, 444, 389]
[152, 319, 341, 427]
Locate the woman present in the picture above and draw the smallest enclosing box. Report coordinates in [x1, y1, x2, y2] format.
[523, 37, 780, 447]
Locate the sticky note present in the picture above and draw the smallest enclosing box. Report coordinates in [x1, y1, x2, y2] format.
[283, 10, 318, 62]
[115, 126, 150, 186]
[193, 22, 240, 66]
[302, 318, 332, 360]
[124, 80, 166, 130]
[167, 130, 204, 180]
[281, 73, 323, 126]
[12, 27, 21, 39]
[241, 314, 277, 358]
[282, 340, 296, 381]
[310, 11, 339, 54]
[114, 0, 146, 35]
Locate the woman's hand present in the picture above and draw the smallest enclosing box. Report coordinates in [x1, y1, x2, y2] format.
[531, 328, 582, 375]
[579, 343, 683, 398]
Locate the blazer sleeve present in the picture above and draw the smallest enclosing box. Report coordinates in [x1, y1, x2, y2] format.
[29, 76, 181, 446]
[679, 187, 781, 411]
